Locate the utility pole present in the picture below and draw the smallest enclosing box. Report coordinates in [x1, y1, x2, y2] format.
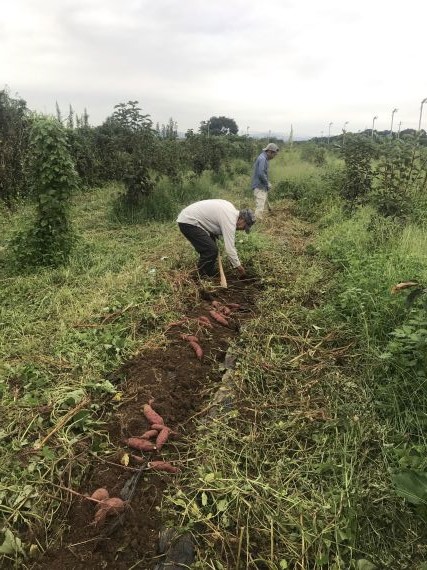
[418, 98, 427, 133]
[342, 121, 349, 148]
[371, 116, 378, 139]
[390, 108, 398, 138]
[327, 122, 333, 145]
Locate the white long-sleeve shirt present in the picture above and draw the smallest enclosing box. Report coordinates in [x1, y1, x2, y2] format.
[177, 199, 241, 267]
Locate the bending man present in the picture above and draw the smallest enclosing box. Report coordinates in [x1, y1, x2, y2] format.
[177, 199, 255, 279]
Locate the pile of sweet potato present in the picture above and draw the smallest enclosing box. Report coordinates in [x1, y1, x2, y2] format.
[174, 301, 242, 360]
[89, 488, 126, 527]
[123, 400, 179, 474]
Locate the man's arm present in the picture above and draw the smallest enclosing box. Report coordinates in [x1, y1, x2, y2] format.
[256, 154, 269, 189]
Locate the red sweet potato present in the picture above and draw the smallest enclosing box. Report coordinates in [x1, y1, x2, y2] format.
[189, 339, 203, 360]
[151, 423, 166, 431]
[148, 461, 180, 473]
[143, 404, 164, 426]
[90, 488, 109, 502]
[209, 310, 229, 327]
[167, 317, 190, 328]
[140, 429, 159, 440]
[156, 427, 171, 451]
[226, 303, 241, 309]
[212, 301, 231, 315]
[124, 437, 156, 452]
[130, 454, 145, 464]
[198, 316, 213, 328]
[93, 497, 125, 527]
[180, 333, 199, 343]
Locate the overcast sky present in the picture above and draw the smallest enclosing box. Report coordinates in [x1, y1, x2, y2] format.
[2, 0, 426, 138]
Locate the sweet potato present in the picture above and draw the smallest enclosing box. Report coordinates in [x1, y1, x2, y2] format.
[226, 303, 241, 309]
[189, 339, 203, 360]
[209, 310, 229, 327]
[143, 404, 164, 426]
[151, 423, 167, 431]
[93, 497, 125, 527]
[90, 488, 109, 502]
[124, 437, 156, 452]
[140, 429, 159, 440]
[167, 317, 190, 327]
[212, 300, 231, 315]
[180, 333, 199, 343]
[130, 454, 145, 464]
[198, 316, 213, 328]
[148, 461, 180, 473]
[150, 423, 178, 437]
[156, 427, 171, 451]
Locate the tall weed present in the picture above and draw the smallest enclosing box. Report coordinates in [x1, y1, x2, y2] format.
[110, 173, 214, 223]
[316, 207, 425, 341]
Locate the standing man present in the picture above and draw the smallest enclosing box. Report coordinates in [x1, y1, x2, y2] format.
[251, 142, 279, 218]
[177, 199, 256, 279]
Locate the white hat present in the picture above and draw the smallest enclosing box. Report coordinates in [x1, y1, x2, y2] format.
[262, 143, 279, 152]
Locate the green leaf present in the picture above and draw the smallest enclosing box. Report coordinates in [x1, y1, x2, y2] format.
[393, 470, 427, 505]
[356, 560, 377, 570]
[216, 498, 228, 512]
[0, 529, 24, 555]
[41, 446, 55, 460]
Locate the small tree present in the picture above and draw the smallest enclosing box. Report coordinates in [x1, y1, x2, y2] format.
[111, 100, 152, 132]
[340, 135, 375, 211]
[158, 117, 178, 140]
[11, 116, 79, 266]
[371, 138, 426, 219]
[200, 116, 238, 136]
[0, 89, 30, 205]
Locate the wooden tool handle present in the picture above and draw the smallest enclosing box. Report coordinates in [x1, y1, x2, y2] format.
[218, 253, 227, 288]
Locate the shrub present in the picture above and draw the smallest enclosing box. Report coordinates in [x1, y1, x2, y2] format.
[10, 116, 79, 267]
[110, 174, 214, 223]
[317, 207, 425, 342]
[0, 89, 30, 205]
[229, 159, 249, 175]
[275, 169, 341, 221]
[377, 284, 427, 424]
[340, 135, 375, 210]
[371, 140, 425, 220]
[300, 143, 326, 166]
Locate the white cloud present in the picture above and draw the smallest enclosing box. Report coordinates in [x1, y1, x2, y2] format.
[1, 0, 426, 136]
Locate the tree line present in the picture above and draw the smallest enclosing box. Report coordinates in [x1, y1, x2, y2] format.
[0, 89, 259, 267]
[0, 89, 251, 207]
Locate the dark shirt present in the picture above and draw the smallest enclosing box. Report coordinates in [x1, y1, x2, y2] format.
[251, 151, 269, 190]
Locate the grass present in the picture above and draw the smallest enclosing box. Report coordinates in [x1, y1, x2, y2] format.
[2, 149, 427, 568]
[0, 184, 192, 553]
[167, 211, 427, 568]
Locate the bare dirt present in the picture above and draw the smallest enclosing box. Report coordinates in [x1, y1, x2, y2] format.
[31, 278, 259, 570]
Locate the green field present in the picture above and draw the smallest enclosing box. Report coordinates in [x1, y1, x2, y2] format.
[1, 136, 427, 569]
